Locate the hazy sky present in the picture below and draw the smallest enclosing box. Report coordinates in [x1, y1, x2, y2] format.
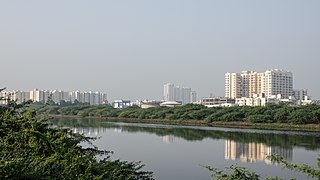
[1, 0, 319, 101]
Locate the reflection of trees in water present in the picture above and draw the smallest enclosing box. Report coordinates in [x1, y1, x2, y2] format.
[51, 118, 320, 150]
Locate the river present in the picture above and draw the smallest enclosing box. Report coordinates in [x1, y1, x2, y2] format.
[52, 118, 320, 180]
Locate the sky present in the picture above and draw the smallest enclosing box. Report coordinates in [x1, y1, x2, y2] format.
[0, 0, 319, 101]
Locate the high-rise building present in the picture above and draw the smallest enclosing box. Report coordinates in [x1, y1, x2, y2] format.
[1, 89, 107, 105]
[164, 83, 175, 101]
[12, 90, 29, 104]
[30, 89, 45, 103]
[293, 89, 308, 100]
[191, 91, 197, 103]
[163, 83, 197, 104]
[225, 69, 293, 99]
[262, 69, 293, 99]
[225, 73, 241, 99]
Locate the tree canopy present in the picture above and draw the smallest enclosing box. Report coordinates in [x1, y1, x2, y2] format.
[35, 103, 320, 124]
[0, 97, 153, 179]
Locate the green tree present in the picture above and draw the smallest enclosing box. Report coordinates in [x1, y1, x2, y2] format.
[0, 94, 153, 179]
[204, 165, 259, 180]
[205, 154, 320, 180]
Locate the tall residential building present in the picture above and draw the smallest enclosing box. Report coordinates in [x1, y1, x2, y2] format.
[262, 69, 293, 99]
[225, 69, 293, 99]
[30, 89, 45, 103]
[225, 73, 241, 99]
[1, 89, 107, 105]
[191, 91, 197, 103]
[12, 90, 29, 104]
[293, 89, 308, 100]
[163, 83, 197, 104]
[163, 83, 175, 101]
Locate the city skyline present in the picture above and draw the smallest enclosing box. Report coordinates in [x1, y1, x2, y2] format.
[0, 67, 315, 103]
[1, 1, 319, 101]
[0, 89, 107, 105]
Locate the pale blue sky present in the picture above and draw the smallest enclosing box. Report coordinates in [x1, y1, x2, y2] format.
[1, 0, 319, 101]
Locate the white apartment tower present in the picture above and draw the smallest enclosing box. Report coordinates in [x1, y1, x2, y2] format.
[30, 89, 45, 103]
[225, 69, 293, 99]
[1, 89, 107, 105]
[262, 69, 293, 99]
[164, 83, 175, 101]
[225, 73, 241, 99]
[163, 83, 197, 104]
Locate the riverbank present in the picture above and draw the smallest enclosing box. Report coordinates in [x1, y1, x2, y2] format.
[51, 115, 320, 132]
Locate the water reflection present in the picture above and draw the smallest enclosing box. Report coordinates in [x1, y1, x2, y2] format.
[52, 118, 320, 150]
[68, 125, 294, 164]
[225, 140, 292, 164]
[162, 135, 175, 143]
[51, 118, 319, 179]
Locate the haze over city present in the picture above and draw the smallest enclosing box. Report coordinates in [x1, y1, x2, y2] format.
[1, 1, 319, 101]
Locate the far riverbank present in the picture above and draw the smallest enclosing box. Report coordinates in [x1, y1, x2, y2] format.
[51, 114, 320, 132]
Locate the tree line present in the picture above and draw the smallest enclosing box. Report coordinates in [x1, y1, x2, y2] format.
[35, 103, 320, 124]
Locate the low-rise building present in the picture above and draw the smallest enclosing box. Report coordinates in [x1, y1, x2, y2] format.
[140, 101, 161, 109]
[201, 97, 235, 107]
[113, 100, 132, 109]
[160, 101, 182, 107]
[235, 94, 298, 106]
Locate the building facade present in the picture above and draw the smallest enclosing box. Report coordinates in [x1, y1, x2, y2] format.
[163, 83, 197, 104]
[293, 89, 308, 101]
[1, 89, 107, 105]
[225, 69, 293, 99]
[201, 97, 235, 107]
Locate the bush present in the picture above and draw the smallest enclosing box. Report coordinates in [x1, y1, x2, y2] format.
[0, 100, 153, 179]
[245, 114, 272, 123]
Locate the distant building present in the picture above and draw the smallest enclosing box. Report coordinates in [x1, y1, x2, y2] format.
[201, 97, 235, 107]
[235, 93, 298, 106]
[140, 100, 161, 109]
[164, 83, 175, 102]
[30, 89, 46, 103]
[113, 100, 132, 109]
[160, 101, 182, 107]
[293, 89, 309, 101]
[264, 69, 293, 98]
[225, 69, 293, 99]
[163, 83, 197, 104]
[1, 89, 107, 105]
[12, 90, 29, 104]
[191, 91, 197, 103]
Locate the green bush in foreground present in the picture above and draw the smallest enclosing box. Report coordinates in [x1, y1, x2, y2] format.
[205, 154, 320, 180]
[0, 100, 153, 179]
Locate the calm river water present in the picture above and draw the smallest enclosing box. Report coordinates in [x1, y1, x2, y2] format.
[52, 118, 320, 180]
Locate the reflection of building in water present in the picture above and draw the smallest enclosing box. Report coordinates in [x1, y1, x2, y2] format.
[225, 140, 292, 164]
[72, 127, 109, 136]
[113, 128, 123, 133]
[162, 135, 174, 144]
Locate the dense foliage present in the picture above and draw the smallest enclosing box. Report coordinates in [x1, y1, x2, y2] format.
[0, 100, 153, 179]
[205, 154, 320, 180]
[35, 103, 320, 124]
